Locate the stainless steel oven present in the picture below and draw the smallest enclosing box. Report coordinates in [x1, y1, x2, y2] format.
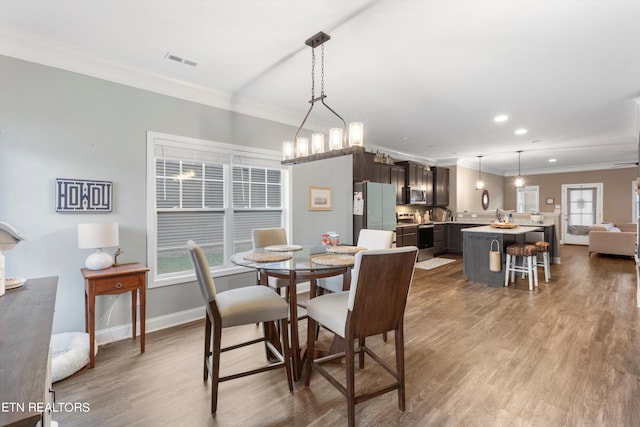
[417, 224, 434, 261]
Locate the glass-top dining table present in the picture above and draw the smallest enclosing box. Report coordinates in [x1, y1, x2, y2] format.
[231, 245, 357, 380]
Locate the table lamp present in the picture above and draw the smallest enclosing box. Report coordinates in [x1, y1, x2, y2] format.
[78, 222, 119, 270]
[0, 221, 24, 297]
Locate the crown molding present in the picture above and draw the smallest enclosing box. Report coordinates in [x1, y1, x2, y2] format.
[0, 27, 305, 128]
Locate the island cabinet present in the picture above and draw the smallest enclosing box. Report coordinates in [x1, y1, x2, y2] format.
[396, 225, 418, 247]
[434, 223, 447, 255]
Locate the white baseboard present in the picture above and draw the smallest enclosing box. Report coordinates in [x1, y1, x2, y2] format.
[95, 306, 205, 345]
[96, 283, 311, 346]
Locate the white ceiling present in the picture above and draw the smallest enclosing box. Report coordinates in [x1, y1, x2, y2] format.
[1, 0, 639, 175]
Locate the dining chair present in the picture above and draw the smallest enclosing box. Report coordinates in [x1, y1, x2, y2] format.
[252, 228, 300, 294]
[304, 246, 418, 427]
[316, 228, 394, 293]
[186, 240, 293, 414]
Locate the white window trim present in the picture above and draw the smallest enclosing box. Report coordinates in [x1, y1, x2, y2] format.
[146, 131, 289, 288]
[516, 185, 540, 213]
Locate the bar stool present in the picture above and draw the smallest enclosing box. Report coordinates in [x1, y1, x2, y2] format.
[504, 244, 538, 290]
[534, 241, 551, 282]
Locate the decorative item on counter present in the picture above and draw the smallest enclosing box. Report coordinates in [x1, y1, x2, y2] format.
[329, 233, 340, 246]
[530, 212, 544, 224]
[322, 232, 331, 245]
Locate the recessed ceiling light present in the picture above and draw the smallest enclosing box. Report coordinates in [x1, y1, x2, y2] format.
[549, 158, 557, 163]
[494, 115, 509, 123]
[514, 129, 527, 135]
[400, 136, 410, 141]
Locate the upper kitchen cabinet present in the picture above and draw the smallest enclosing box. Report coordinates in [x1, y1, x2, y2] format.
[423, 168, 434, 206]
[432, 166, 449, 206]
[390, 165, 406, 204]
[398, 161, 425, 187]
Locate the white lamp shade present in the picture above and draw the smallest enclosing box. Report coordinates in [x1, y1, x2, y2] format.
[311, 133, 325, 154]
[78, 222, 119, 249]
[329, 128, 343, 150]
[348, 122, 364, 147]
[282, 141, 295, 160]
[296, 137, 309, 157]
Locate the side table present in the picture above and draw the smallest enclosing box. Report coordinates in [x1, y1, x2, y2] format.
[81, 262, 149, 368]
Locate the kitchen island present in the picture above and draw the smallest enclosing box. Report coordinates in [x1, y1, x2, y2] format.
[462, 225, 543, 287]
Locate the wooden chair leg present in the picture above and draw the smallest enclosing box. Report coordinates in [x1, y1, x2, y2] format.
[204, 314, 212, 382]
[305, 317, 318, 386]
[279, 317, 294, 392]
[346, 334, 356, 427]
[210, 323, 222, 414]
[395, 325, 406, 411]
[359, 336, 366, 369]
[382, 331, 388, 342]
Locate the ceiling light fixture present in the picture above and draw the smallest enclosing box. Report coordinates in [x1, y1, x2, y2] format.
[283, 31, 363, 160]
[494, 114, 509, 123]
[515, 128, 528, 135]
[514, 150, 525, 188]
[475, 155, 485, 190]
[549, 158, 557, 163]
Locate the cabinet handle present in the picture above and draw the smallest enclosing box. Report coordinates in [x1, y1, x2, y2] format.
[115, 282, 123, 289]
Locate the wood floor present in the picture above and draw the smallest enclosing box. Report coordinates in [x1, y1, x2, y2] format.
[53, 245, 640, 426]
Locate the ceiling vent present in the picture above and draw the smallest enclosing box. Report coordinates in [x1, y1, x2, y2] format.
[165, 52, 198, 67]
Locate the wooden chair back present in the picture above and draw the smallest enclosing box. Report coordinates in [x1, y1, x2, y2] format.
[347, 247, 418, 339]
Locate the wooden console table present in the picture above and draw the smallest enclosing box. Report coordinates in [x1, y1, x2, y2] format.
[81, 262, 149, 368]
[0, 276, 58, 427]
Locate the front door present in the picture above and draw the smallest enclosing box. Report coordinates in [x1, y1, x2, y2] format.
[561, 183, 603, 245]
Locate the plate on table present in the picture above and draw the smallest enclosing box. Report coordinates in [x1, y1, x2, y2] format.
[5, 277, 26, 290]
[326, 246, 367, 254]
[264, 244, 303, 252]
[243, 252, 293, 263]
[311, 254, 356, 267]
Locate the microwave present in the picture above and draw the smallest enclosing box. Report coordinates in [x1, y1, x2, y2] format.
[409, 186, 427, 204]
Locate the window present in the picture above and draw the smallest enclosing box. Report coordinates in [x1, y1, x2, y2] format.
[516, 185, 539, 213]
[147, 132, 288, 287]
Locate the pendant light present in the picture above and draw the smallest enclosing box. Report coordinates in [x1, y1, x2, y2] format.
[475, 156, 485, 190]
[282, 31, 363, 160]
[515, 150, 525, 188]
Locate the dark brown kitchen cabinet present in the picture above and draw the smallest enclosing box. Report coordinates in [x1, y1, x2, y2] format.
[433, 166, 449, 206]
[446, 223, 473, 254]
[424, 168, 434, 205]
[396, 225, 418, 247]
[390, 166, 406, 204]
[433, 223, 446, 255]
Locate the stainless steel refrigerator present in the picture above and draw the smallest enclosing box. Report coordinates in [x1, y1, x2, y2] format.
[353, 182, 396, 243]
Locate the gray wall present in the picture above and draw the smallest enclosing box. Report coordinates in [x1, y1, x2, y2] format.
[0, 55, 299, 335]
[291, 156, 353, 245]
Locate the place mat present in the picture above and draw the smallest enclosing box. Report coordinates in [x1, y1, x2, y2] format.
[490, 223, 518, 229]
[311, 254, 355, 267]
[326, 245, 367, 254]
[264, 244, 303, 252]
[244, 252, 292, 263]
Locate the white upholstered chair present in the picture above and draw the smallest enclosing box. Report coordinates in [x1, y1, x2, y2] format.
[187, 240, 293, 414]
[316, 229, 394, 293]
[304, 246, 418, 427]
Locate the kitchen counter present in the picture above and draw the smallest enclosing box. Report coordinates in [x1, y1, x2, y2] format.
[461, 225, 544, 287]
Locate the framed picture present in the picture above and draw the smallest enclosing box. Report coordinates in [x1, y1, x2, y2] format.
[309, 186, 332, 210]
[546, 197, 554, 205]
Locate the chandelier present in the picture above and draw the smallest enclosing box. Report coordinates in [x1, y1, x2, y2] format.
[514, 150, 525, 188]
[282, 32, 363, 160]
[475, 155, 485, 190]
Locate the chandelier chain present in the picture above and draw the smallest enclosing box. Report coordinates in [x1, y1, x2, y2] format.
[320, 44, 325, 96]
[310, 47, 315, 100]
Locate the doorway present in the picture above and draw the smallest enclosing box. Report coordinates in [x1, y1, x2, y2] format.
[561, 183, 603, 245]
